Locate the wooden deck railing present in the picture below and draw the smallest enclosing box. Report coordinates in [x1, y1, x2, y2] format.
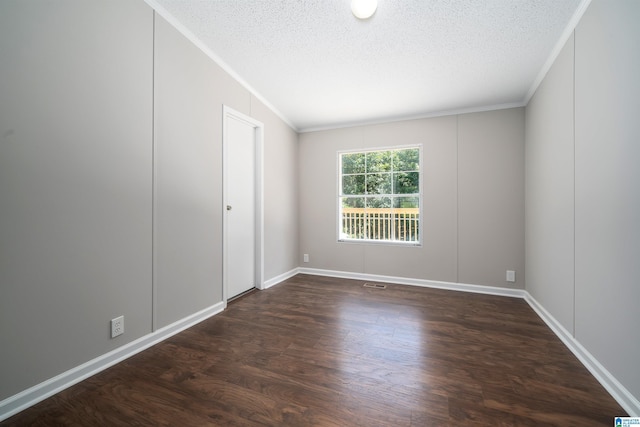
[341, 208, 419, 242]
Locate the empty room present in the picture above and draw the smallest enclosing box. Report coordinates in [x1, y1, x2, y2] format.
[1, 0, 638, 425]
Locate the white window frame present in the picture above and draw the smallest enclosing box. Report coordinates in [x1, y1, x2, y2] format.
[337, 145, 423, 246]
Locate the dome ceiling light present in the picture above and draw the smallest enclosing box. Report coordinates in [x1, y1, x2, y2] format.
[351, 0, 377, 20]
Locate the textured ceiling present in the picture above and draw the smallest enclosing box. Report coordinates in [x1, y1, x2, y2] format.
[150, 0, 586, 132]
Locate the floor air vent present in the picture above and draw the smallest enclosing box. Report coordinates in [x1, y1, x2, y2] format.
[363, 283, 387, 289]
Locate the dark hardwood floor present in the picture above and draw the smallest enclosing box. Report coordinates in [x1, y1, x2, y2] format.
[2, 274, 626, 426]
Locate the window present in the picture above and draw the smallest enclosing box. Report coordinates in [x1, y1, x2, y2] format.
[338, 146, 421, 244]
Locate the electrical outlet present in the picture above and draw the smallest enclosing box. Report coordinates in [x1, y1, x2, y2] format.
[111, 316, 124, 338]
[303, 254, 309, 263]
[506, 270, 516, 283]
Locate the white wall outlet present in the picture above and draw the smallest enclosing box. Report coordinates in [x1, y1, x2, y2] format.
[111, 315, 124, 338]
[303, 254, 309, 263]
[506, 270, 516, 283]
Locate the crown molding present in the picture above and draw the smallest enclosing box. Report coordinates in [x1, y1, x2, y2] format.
[298, 102, 526, 133]
[144, 0, 299, 132]
[523, 0, 592, 104]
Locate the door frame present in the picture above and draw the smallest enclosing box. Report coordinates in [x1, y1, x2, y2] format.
[222, 105, 264, 304]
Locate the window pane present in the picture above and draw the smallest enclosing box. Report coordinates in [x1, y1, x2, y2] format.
[342, 197, 365, 208]
[365, 197, 391, 240]
[338, 146, 421, 244]
[366, 150, 392, 173]
[393, 197, 420, 242]
[342, 152, 366, 174]
[366, 173, 392, 194]
[341, 197, 365, 239]
[366, 197, 391, 209]
[393, 172, 419, 194]
[393, 196, 419, 209]
[392, 148, 419, 172]
[364, 203, 389, 241]
[342, 174, 365, 195]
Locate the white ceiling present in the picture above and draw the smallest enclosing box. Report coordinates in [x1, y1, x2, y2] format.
[150, 0, 587, 132]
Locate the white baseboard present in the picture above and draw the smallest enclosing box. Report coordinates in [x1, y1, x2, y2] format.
[297, 267, 526, 298]
[297, 267, 639, 416]
[525, 294, 639, 416]
[1, 268, 300, 421]
[0, 301, 225, 422]
[3, 269, 637, 420]
[263, 267, 300, 289]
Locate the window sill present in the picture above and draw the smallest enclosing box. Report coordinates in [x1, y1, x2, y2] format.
[338, 238, 422, 247]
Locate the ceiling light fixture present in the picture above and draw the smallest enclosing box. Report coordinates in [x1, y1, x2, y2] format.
[351, 0, 377, 20]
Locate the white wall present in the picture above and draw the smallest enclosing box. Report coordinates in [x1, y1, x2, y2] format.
[458, 110, 525, 287]
[299, 108, 525, 289]
[0, 0, 299, 406]
[250, 98, 299, 282]
[525, 33, 576, 333]
[526, 0, 640, 408]
[153, 15, 299, 328]
[153, 14, 249, 328]
[0, 0, 154, 400]
[574, 0, 640, 402]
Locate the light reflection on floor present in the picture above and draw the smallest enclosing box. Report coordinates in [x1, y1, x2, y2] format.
[334, 292, 433, 401]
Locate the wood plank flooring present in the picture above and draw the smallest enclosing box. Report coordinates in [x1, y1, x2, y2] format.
[2, 274, 626, 426]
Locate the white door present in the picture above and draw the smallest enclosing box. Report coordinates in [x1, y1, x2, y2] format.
[223, 107, 263, 301]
